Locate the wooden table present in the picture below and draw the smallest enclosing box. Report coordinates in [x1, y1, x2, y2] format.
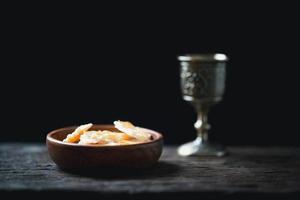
[1, 143, 299, 199]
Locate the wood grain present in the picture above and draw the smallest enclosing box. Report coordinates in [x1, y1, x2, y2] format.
[0, 143, 300, 199]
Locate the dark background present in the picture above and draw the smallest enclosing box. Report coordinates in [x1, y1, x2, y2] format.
[1, 3, 299, 145]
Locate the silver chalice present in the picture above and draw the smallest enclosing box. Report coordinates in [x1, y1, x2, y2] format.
[177, 54, 228, 157]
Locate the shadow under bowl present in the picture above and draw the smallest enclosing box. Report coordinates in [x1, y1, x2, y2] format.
[46, 124, 163, 170]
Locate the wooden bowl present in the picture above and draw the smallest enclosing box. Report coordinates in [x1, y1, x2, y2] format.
[46, 124, 163, 170]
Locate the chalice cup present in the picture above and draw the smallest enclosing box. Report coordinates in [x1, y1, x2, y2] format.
[177, 54, 228, 157]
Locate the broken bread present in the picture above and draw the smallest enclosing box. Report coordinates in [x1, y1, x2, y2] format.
[63, 121, 151, 145]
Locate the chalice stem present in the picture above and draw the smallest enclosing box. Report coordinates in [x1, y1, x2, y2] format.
[194, 108, 210, 144]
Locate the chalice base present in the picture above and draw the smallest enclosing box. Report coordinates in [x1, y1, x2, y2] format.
[177, 137, 227, 157]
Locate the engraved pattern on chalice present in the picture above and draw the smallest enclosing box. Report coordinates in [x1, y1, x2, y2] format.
[181, 69, 208, 97]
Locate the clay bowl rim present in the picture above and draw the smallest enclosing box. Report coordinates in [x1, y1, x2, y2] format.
[46, 124, 163, 148]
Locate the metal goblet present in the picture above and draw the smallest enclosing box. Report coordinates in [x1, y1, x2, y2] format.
[177, 54, 228, 157]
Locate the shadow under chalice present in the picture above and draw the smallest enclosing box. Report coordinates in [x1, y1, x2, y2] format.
[58, 161, 181, 179]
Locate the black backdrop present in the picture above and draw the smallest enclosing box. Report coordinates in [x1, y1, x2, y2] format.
[1, 3, 299, 145]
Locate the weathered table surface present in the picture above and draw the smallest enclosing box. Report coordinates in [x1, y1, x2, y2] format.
[0, 143, 300, 199]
